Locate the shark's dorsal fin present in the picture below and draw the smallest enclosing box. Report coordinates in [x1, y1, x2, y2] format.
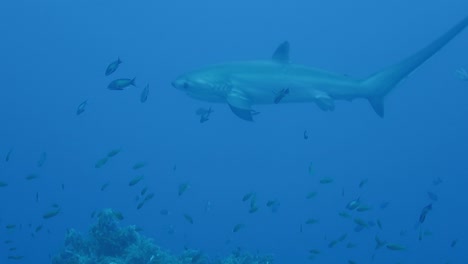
[272, 41, 290, 63]
[227, 89, 254, 121]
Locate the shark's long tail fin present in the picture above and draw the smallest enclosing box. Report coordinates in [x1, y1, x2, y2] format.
[361, 15, 468, 117]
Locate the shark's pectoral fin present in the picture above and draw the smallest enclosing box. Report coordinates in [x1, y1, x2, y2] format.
[226, 90, 254, 121]
[368, 97, 384, 118]
[312, 92, 335, 111]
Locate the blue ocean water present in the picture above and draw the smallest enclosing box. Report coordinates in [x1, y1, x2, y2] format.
[1, 0, 468, 263]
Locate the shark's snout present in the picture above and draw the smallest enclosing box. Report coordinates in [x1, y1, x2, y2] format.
[171, 80, 179, 88]
[172, 79, 189, 90]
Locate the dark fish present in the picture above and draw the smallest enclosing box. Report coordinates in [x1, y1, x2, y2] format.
[37, 152, 47, 167]
[195, 107, 214, 116]
[140, 84, 149, 103]
[178, 183, 189, 196]
[8, 255, 24, 260]
[160, 209, 169, 215]
[303, 130, 308, 140]
[248, 206, 259, 213]
[35, 225, 43, 233]
[113, 210, 124, 220]
[419, 204, 432, 223]
[346, 198, 360, 210]
[105, 57, 122, 76]
[200, 115, 209, 123]
[305, 218, 319, 225]
[274, 88, 289, 104]
[95, 157, 108, 168]
[0, 181, 8, 187]
[5, 148, 13, 162]
[196, 107, 213, 123]
[129, 175, 144, 186]
[100, 182, 110, 191]
[136, 201, 145, 210]
[132, 162, 147, 170]
[338, 233, 348, 242]
[386, 243, 406, 251]
[5, 224, 16, 230]
[346, 242, 357, 249]
[107, 148, 121, 158]
[250, 110, 261, 116]
[353, 218, 368, 228]
[232, 223, 245, 233]
[375, 236, 387, 250]
[35, 192, 39, 202]
[167, 224, 175, 234]
[356, 205, 372, 212]
[319, 177, 333, 184]
[451, 239, 458, 248]
[358, 178, 368, 188]
[76, 100, 87, 115]
[242, 192, 254, 202]
[379, 201, 390, 210]
[61, 183, 65, 190]
[184, 214, 194, 224]
[140, 187, 148, 196]
[427, 191, 438, 202]
[250, 195, 257, 209]
[43, 208, 60, 219]
[144, 193, 155, 202]
[107, 78, 136, 90]
[377, 219, 383, 230]
[266, 199, 280, 213]
[432, 177, 443, 186]
[309, 249, 320, 255]
[339, 211, 351, 219]
[25, 174, 39, 181]
[306, 191, 317, 199]
[328, 240, 338, 248]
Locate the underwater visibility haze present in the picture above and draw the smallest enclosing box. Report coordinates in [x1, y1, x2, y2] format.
[1, 0, 468, 263]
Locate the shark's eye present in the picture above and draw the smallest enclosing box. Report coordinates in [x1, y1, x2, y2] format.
[183, 82, 189, 89]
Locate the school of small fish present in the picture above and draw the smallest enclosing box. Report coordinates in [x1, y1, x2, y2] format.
[0, 60, 464, 263]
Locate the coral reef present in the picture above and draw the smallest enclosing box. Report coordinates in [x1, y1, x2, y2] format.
[52, 209, 273, 264]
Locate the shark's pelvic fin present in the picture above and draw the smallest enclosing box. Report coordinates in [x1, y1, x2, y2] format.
[227, 89, 254, 121]
[272, 41, 290, 63]
[362, 15, 468, 117]
[312, 91, 335, 111]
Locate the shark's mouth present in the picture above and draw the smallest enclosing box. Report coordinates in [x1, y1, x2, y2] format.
[186, 91, 224, 103]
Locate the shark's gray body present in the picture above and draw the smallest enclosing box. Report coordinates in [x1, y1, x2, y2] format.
[173, 15, 468, 121]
